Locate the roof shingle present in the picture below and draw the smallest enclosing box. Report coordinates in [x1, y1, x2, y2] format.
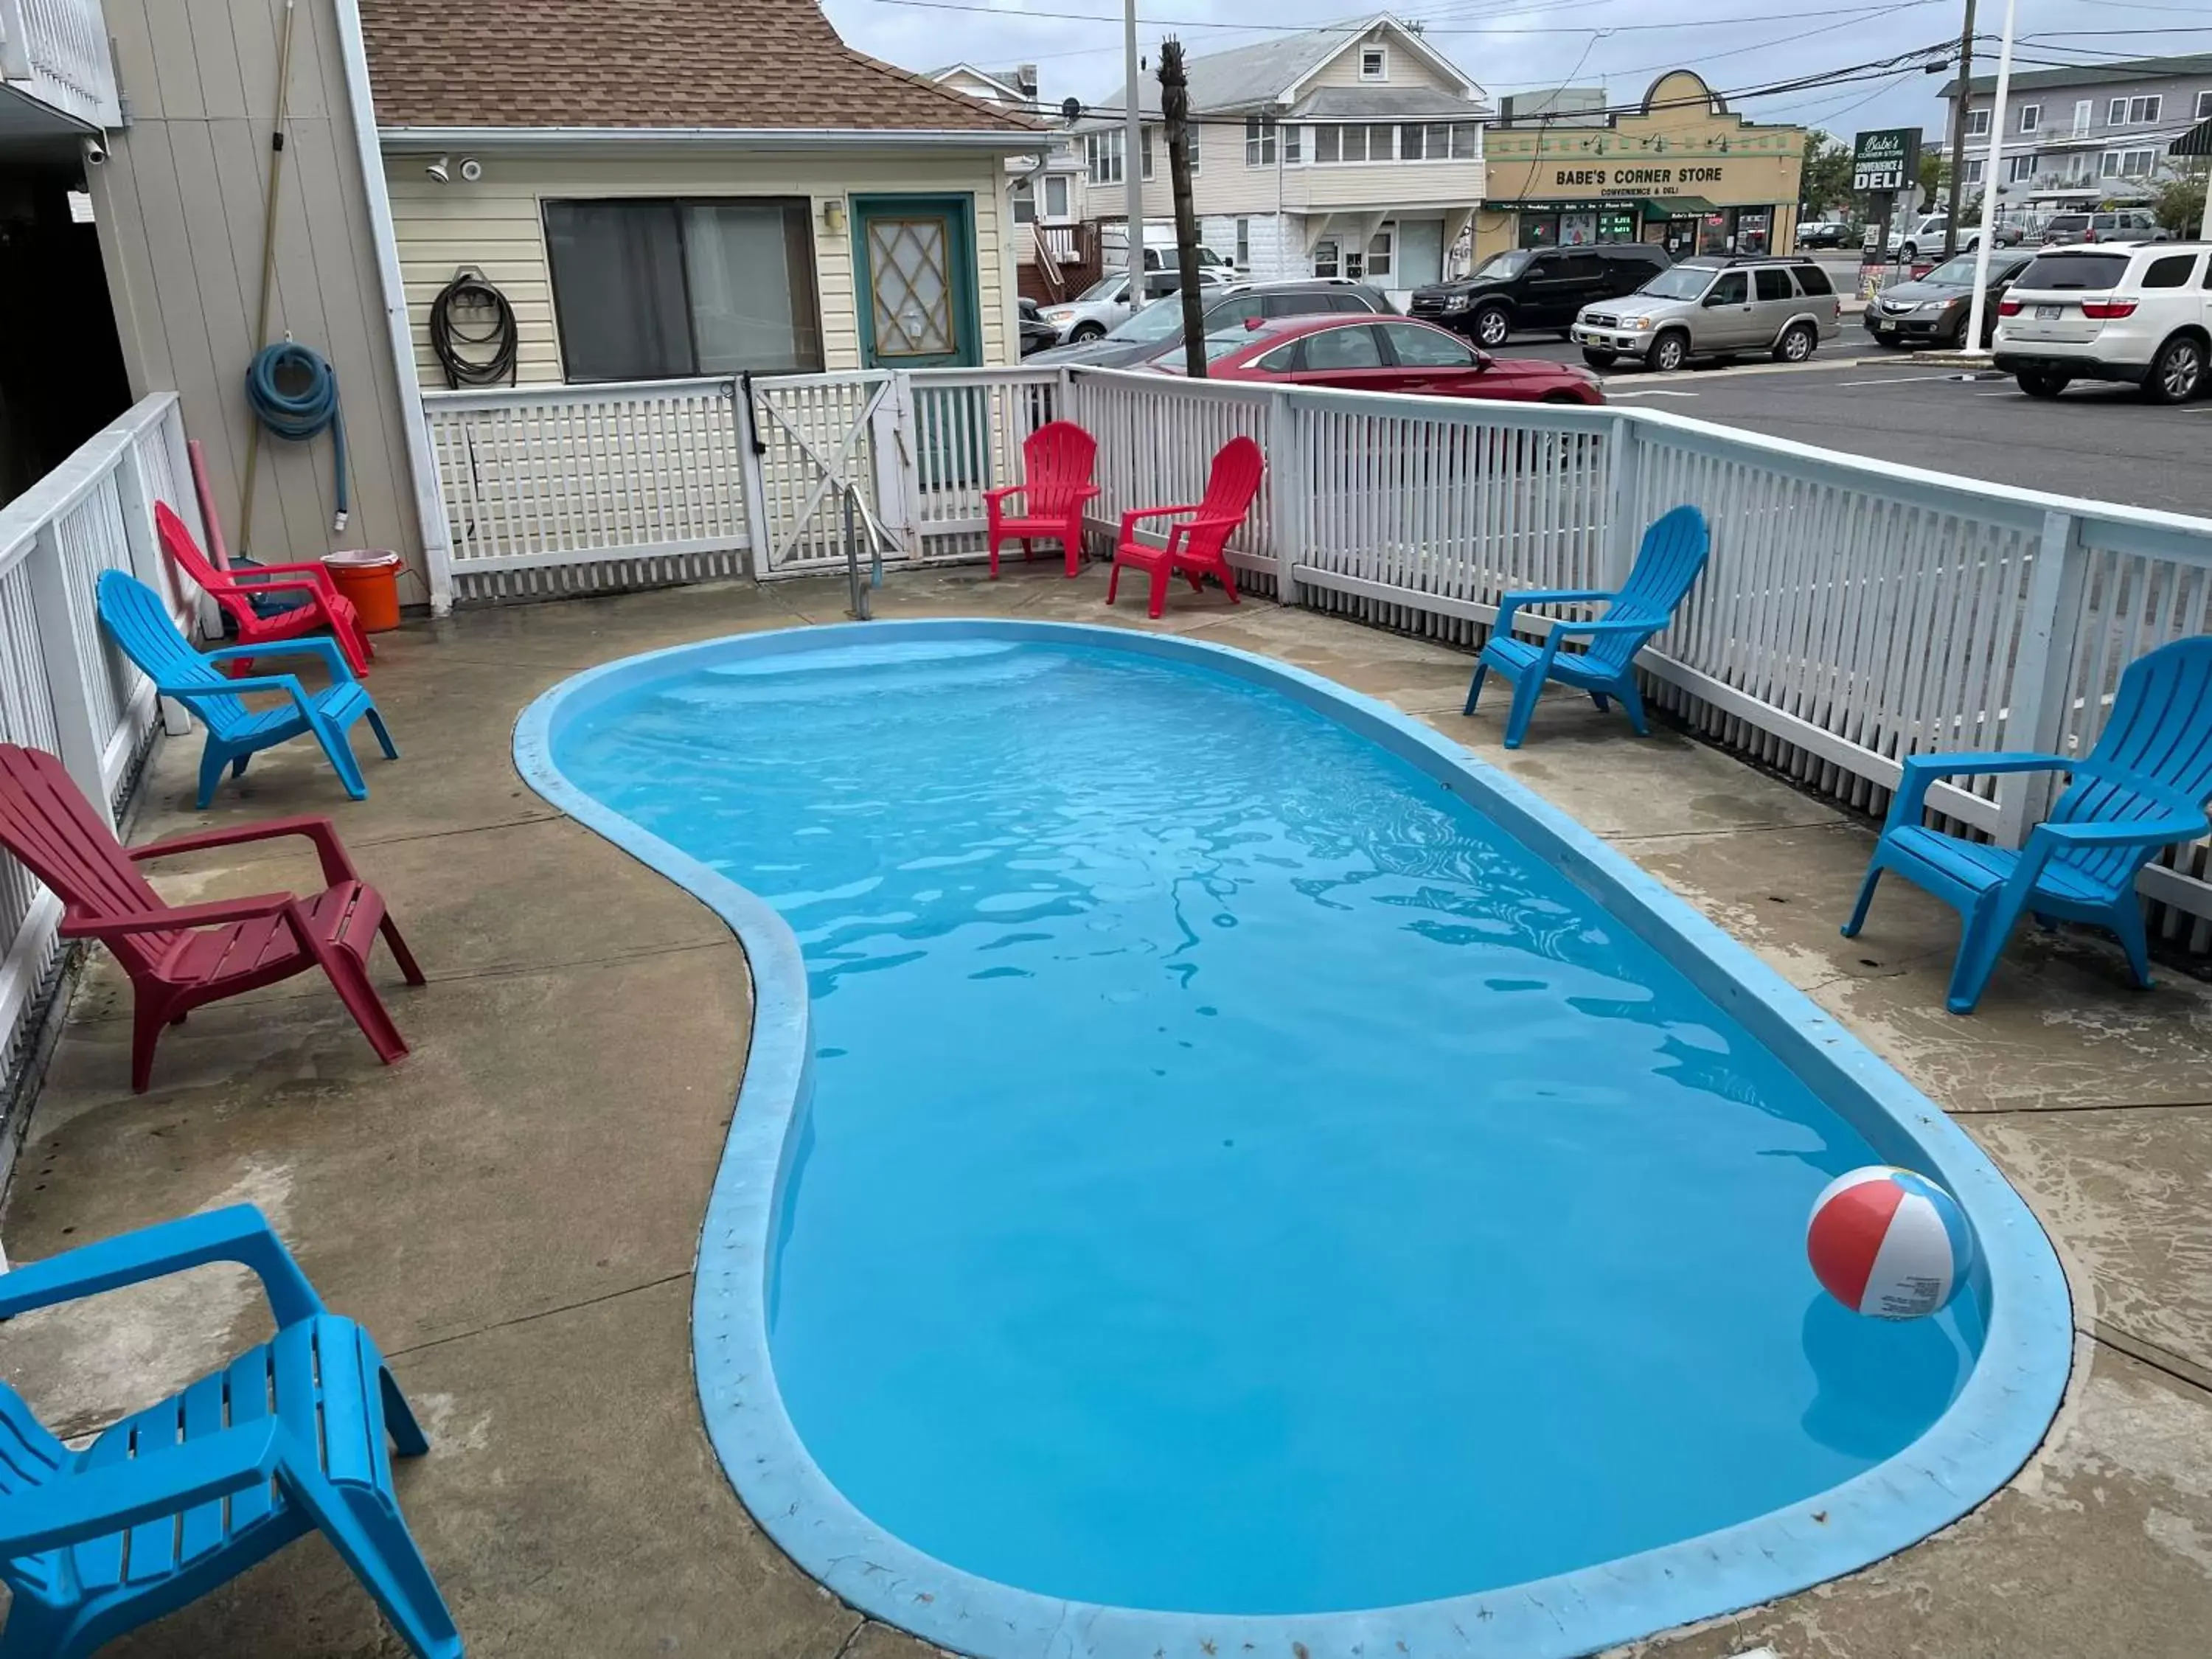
[361, 0, 1040, 133]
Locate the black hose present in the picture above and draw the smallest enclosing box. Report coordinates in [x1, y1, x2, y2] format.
[428, 271, 518, 388]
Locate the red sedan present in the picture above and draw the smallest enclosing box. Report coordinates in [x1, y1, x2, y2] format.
[1144, 314, 1606, 405]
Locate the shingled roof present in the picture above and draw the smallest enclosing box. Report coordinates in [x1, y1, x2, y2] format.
[361, 0, 1040, 133]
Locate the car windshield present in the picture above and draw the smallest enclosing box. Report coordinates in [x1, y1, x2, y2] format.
[1111, 297, 1214, 344]
[2018, 252, 2132, 290]
[1638, 265, 1714, 299]
[1926, 255, 1982, 285]
[1469, 249, 1531, 281]
[1161, 330, 1261, 372]
[1073, 275, 1123, 303]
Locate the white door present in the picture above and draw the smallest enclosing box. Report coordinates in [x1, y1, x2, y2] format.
[1397, 218, 1446, 290]
[2072, 99, 2093, 136]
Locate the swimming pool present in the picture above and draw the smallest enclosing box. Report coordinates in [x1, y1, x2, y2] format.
[518, 620, 2070, 1658]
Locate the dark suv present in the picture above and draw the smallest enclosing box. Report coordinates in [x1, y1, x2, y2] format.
[1410, 245, 1673, 348]
[1029, 278, 1392, 368]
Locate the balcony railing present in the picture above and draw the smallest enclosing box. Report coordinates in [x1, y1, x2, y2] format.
[420, 364, 2212, 945]
[0, 0, 121, 130]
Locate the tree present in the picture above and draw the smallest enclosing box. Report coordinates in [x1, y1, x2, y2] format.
[2154, 169, 2208, 237]
[1799, 131, 1854, 215]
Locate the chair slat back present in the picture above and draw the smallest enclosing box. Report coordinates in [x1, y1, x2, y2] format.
[0, 746, 175, 971]
[97, 573, 251, 737]
[1020, 420, 1098, 518]
[1587, 505, 1711, 675]
[1183, 436, 1264, 563]
[156, 501, 255, 634]
[2049, 636, 2212, 893]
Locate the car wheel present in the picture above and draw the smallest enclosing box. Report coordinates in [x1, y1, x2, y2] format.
[1472, 305, 1512, 349]
[1899, 242, 1917, 262]
[1773, 323, 1817, 364]
[1648, 330, 1689, 373]
[2142, 335, 2207, 406]
[1069, 322, 1106, 343]
[1581, 348, 1618, 369]
[2016, 370, 2069, 399]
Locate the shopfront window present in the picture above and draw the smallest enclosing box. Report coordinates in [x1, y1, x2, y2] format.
[1518, 213, 1560, 249]
[1735, 208, 1772, 255]
[1596, 209, 1637, 243]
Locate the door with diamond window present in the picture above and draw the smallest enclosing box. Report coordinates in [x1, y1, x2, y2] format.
[852, 195, 981, 369]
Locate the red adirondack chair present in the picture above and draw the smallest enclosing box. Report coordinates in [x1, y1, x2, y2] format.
[0, 747, 423, 1093]
[1107, 435, 1265, 619]
[983, 420, 1101, 579]
[156, 501, 375, 677]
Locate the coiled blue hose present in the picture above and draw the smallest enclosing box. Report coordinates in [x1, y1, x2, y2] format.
[244, 341, 348, 527]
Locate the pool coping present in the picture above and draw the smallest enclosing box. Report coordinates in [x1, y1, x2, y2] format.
[514, 618, 2073, 1659]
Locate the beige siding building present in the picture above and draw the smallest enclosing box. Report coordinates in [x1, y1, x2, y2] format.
[1081, 15, 1488, 299]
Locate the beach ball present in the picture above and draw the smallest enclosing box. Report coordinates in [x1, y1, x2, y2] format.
[1806, 1166, 1972, 1321]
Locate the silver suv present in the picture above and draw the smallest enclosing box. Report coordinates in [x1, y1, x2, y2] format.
[1571, 256, 1842, 373]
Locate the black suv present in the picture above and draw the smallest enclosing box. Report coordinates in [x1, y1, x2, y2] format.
[1411, 244, 1673, 348]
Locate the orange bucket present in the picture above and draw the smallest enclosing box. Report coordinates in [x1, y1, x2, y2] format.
[321, 550, 405, 633]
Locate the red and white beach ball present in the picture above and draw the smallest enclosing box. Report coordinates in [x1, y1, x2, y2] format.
[1806, 1166, 1973, 1321]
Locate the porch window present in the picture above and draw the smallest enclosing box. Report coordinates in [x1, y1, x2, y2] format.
[1045, 175, 1071, 218]
[543, 198, 822, 383]
[1312, 124, 1398, 164]
[2101, 148, 2157, 178]
[1397, 122, 1479, 161]
[2006, 153, 2039, 182]
[1086, 129, 1124, 184]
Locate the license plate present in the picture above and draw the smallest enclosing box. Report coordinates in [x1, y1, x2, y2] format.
[1875, 319, 1894, 332]
[2035, 305, 2062, 319]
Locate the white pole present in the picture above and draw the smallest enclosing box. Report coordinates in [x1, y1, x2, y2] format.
[1961, 0, 2017, 359]
[1124, 0, 1146, 313]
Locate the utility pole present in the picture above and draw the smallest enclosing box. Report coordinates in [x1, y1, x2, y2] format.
[1160, 38, 1208, 379]
[1122, 0, 1145, 314]
[1962, 0, 2017, 358]
[1942, 0, 1975, 259]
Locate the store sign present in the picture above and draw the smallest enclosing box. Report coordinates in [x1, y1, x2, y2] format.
[1851, 128, 1920, 194]
[1548, 164, 1729, 193]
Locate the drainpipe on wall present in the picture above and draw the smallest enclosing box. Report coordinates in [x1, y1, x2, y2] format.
[331, 0, 457, 616]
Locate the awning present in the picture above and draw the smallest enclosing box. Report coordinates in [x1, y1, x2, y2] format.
[1484, 195, 1726, 218]
[1638, 196, 1719, 218]
[2172, 117, 2212, 157]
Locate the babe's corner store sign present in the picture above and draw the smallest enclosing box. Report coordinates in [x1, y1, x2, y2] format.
[1545, 163, 1733, 195]
[1851, 128, 1921, 195]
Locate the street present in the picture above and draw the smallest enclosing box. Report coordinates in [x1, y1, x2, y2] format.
[1488, 327, 2212, 520]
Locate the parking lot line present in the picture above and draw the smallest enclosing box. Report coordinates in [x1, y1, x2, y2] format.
[1604, 389, 1700, 399]
[1835, 375, 1961, 387]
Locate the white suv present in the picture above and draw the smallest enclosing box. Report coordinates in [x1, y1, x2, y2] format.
[1994, 243, 2212, 403]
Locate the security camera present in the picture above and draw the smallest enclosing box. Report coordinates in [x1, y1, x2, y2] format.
[425, 154, 451, 184]
[83, 137, 107, 166]
[458, 157, 482, 184]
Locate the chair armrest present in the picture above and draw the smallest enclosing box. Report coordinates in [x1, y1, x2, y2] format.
[60, 893, 295, 939]
[2032, 813, 2210, 849]
[0, 1420, 289, 1557]
[1889, 751, 2071, 829]
[129, 815, 358, 886]
[204, 638, 355, 682]
[1495, 587, 1615, 637]
[1540, 618, 1659, 638]
[227, 576, 335, 603]
[233, 560, 335, 580]
[0, 1204, 325, 1326]
[1071, 484, 1102, 502]
[981, 484, 1026, 507]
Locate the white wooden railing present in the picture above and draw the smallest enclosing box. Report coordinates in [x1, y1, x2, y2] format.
[0, 0, 121, 130]
[414, 364, 2212, 942]
[0, 392, 202, 1100]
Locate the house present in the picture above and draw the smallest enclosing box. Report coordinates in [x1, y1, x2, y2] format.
[1080, 15, 1489, 296]
[1940, 52, 2212, 209]
[928, 61, 1099, 301]
[365, 0, 1047, 385]
[1479, 71, 1807, 262]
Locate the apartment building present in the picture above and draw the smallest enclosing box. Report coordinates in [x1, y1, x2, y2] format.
[1941, 52, 2212, 207]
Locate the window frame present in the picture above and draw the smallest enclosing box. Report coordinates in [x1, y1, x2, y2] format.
[2102, 147, 2157, 178]
[2142, 253, 2197, 290]
[1360, 45, 1388, 81]
[2109, 97, 2128, 126]
[1376, 321, 1475, 369]
[1366, 223, 1395, 280]
[1963, 107, 1990, 137]
[2006, 152, 2039, 183]
[2129, 94, 2161, 124]
[1312, 237, 1340, 278]
[1234, 216, 1251, 270]
[1085, 129, 1124, 185]
[1245, 116, 1276, 168]
[2198, 89, 2212, 121]
[1010, 178, 1036, 225]
[543, 195, 825, 385]
[1043, 174, 1071, 219]
[2017, 102, 2040, 133]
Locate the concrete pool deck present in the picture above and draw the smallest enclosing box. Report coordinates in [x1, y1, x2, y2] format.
[3, 566, 2209, 1658]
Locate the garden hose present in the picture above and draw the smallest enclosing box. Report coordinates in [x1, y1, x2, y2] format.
[429, 271, 519, 388]
[244, 341, 348, 532]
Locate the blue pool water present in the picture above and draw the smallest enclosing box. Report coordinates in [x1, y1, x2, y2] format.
[552, 637, 1981, 1618]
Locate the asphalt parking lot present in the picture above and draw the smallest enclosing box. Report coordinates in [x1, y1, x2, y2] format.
[1491, 329, 2212, 520]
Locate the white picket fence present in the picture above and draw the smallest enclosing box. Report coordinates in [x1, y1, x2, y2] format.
[419, 363, 2212, 942]
[0, 0, 121, 129]
[0, 392, 204, 1107]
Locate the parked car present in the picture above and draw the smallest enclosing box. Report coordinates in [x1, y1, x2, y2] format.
[1037, 267, 1233, 344]
[1145, 313, 1605, 404]
[1994, 242, 2212, 403]
[1017, 298, 1059, 357]
[2039, 208, 2168, 247]
[1029, 278, 1392, 368]
[1882, 213, 2017, 261]
[1408, 244, 1672, 349]
[1571, 255, 1840, 372]
[1863, 251, 2036, 349]
[1798, 218, 1857, 248]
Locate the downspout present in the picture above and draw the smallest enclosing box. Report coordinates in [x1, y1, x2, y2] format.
[332, 0, 456, 616]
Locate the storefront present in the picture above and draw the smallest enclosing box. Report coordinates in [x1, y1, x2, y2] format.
[1477, 70, 1804, 265]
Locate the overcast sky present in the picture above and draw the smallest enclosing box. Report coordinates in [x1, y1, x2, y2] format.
[821, 0, 2205, 143]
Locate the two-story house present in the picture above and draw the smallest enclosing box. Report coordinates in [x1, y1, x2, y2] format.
[1941, 52, 2212, 212]
[1080, 15, 1487, 297]
[930, 62, 1099, 301]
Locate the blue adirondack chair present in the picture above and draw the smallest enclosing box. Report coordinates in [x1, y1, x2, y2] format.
[0, 1206, 459, 1658]
[1464, 504, 1711, 748]
[97, 569, 397, 809]
[1845, 635, 2212, 1015]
